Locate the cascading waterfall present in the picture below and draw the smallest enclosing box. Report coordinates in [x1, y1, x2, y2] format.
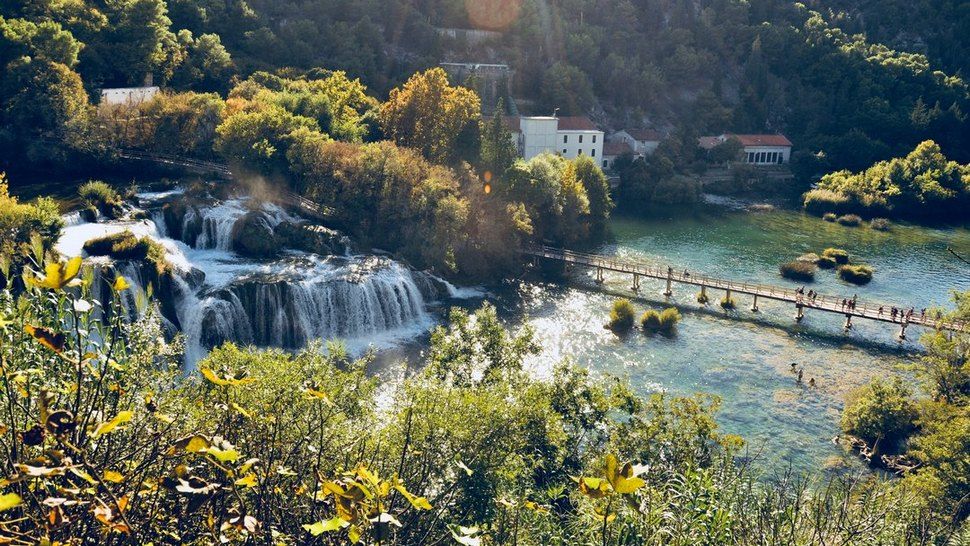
[57, 190, 460, 368]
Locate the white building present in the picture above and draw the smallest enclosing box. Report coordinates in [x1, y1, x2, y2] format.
[609, 128, 663, 157]
[99, 86, 161, 107]
[504, 115, 604, 161]
[699, 134, 792, 165]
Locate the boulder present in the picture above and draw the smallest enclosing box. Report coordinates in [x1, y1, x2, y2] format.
[275, 221, 347, 255]
[230, 210, 278, 258]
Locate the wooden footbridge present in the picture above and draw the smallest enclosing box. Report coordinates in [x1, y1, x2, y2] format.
[524, 246, 968, 339]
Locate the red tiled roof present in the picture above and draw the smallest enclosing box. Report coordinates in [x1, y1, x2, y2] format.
[627, 128, 662, 141]
[503, 116, 521, 132]
[556, 116, 599, 131]
[603, 141, 634, 157]
[728, 134, 792, 147]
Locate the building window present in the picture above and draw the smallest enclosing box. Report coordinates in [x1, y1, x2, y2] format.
[603, 160, 608, 168]
[578, 149, 584, 155]
[562, 149, 567, 154]
[591, 149, 596, 157]
[778, 153, 784, 164]
[579, 135, 584, 143]
[747, 152, 754, 163]
[593, 135, 597, 143]
[563, 135, 568, 143]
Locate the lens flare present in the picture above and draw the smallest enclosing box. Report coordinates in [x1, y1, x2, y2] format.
[466, 0, 522, 31]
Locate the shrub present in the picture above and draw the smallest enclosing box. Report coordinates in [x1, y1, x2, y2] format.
[642, 307, 682, 333]
[640, 309, 661, 330]
[816, 255, 837, 269]
[841, 378, 918, 451]
[822, 248, 850, 264]
[82, 231, 169, 273]
[780, 260, 816, 281]
[803, 188, 851, 215]
[838, 264, 874, 285]
[870, 218, 891, 231]
[823, 212, 837, 222]
[607, 298, 636, 332]
[696, 291, 709, 304]
[78, 180, 121, 206]
[797, 253, 820, 264]
[720, 294, 736, 309]
[658, 307, 682, 331]
[836, 214, 863, 226]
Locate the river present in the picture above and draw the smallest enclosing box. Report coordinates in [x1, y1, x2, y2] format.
[458, 198, 970, 474]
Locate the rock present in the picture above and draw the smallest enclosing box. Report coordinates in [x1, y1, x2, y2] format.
[230, 210, 278, 258]
[163, 201, 202, 245]
[275, 221, 347, 255]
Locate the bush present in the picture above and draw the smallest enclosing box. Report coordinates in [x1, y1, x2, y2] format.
[822, 248, 850, 264]
[841, 378, 918, 451]
[823, 212, 837, 222]
[607, 298, 636, 332]
[838, 264, 874, 285]
[797, 253, 820, 264]
[816, 255, 837, 269]
[870, 218, 891, 231]
[836, 214, 863, 226]
[803, 188, 852, 215]
[82, 231, 168, 272]
[78, 180, 120, 206]
[640, 309, 661, 330]
[642, 307, 682, 333]
[780, 260, 816, 281]
[720, 294, 736, 309]
[659, 307, 682, 331]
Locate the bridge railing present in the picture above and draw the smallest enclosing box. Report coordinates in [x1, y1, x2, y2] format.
[525, 245, 968, 332]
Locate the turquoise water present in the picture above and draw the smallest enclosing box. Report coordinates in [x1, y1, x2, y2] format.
[481, 203, 970, 473]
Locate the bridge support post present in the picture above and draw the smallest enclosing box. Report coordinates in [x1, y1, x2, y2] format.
[595, 267, 604, 284]
[664, 272, 673, 297]
[844, 314, 853, 330]
[899, 322, 908, 340]
[750, 294, 759, 312]
[632, 274, 640, 292]
[795, 304, 804, 322]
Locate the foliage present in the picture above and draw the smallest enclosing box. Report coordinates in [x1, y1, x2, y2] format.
[780, 260, 816, 281]
[0, 251, 968, 542]
[479, 100, 518, 177]
[78, 180, 120, 208]
[842, 378, 919, 450]
[822, 212, 837, 222]
[607, 298, 636, 332]
[817, 255, 837, 269]
[822, 248, 850, 264]
[871, 218, 892, 231]
[641, 307, 681, 334]
[809, 141, 970, 219]
[836, 214, 863, 227]
[102, 91, 226, 158]
[0, 173, 62, 289]
[378, 67, 481, 165]
[838, 264, 874, 285]
[720, 294, 736, 310]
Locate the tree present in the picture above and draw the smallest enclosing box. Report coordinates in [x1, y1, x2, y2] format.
[573, 155, 613, 236]
[539, 62, 594, 116]
[841, 378, 918, 453]
[170, 32, 233, 92]
[1, 57, 89, 138]
[479, 101, 517, 176]
[379, 67, 481, 164]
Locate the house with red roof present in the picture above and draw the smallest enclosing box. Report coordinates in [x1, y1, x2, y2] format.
[503, 115, 604, 161]
[698, 134, 793, 166]
[609, 128, 663, 158]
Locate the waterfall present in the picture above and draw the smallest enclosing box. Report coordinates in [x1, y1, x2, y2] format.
[56, 191, 450, 368]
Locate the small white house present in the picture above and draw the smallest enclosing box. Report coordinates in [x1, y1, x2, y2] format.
[504, 115, 604, 161]
[609, 129, 662, 156]
[698, 134, 792, 165]
[99, 86, 161, 107]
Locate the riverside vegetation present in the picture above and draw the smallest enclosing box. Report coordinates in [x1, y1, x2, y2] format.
[2, 248, 970, 544]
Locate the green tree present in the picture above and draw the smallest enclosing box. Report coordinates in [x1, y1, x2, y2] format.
[379, 67, 481, 164]
[841, 377, 918, 453]
[479, 101, 517, 177]
[573, 155, 613, 236]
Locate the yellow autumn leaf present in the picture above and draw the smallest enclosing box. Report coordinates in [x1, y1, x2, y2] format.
[0, 492, 22, 512]
[93, 411, 134, 437]
[303, 517, 349, 535]
[230, 402, 252, 419]
[200, 367, 255, 387]
[27, 257, 82, 291]
[112, 276, 131, 292]
[25, 325, 66, 353]
[205, 446, 240, 463]
[235, 473, 257, 488]
[103, 470, 125, 483]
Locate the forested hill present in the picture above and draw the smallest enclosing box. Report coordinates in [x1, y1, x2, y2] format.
[1, 0, 968, 179]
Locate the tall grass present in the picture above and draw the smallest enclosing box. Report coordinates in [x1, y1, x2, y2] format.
[780, 260, 816, 281]
[822, 248, 850, 264]
[641, 307, 681, 333]
[607, 298, 636, 332]
[839, 264, 874, 285]
[836, 214, 863, 227]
